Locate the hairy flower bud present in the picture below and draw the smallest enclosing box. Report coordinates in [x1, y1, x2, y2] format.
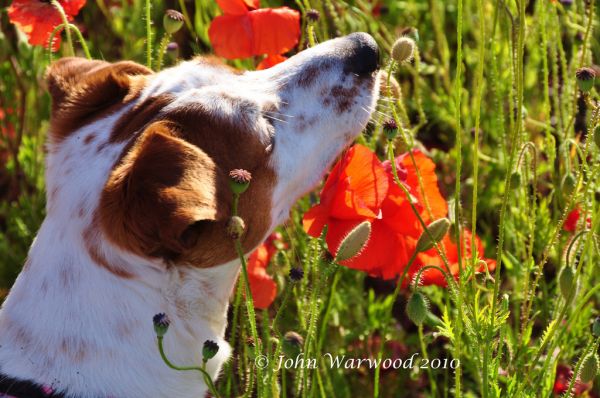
[335, 221, 371, 261]
[416, 218, 451, 253]
[559, 266, 576, 300]
[562, 173, 577, 196]
[406, 291, 429, 326]
[391, 37, 415, 63]
[580, 353, 599, 383]
[510, 171, 521, 187]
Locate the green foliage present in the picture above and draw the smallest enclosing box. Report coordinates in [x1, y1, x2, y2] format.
[1, 0, 599, 397]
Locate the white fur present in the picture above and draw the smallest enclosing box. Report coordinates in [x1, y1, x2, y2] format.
[0, 35, 378, 397]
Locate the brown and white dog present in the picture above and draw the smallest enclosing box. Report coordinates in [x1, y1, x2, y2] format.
[0, 33, 379, 398]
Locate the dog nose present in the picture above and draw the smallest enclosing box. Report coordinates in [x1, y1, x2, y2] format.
[343, 32, 379, 75]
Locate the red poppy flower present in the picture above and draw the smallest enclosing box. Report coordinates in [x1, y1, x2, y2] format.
[304, 145, 494, 286]
[564, 206, 591, 232]
[412, 229, 496, 287]
[208, 0, 300, 60]
[257, 54, 287, 70]
[303, 145, 430, 279]
[246, 233, 284, 309]
[8, 0, 86, 51]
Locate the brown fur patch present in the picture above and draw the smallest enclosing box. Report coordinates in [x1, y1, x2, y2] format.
[110, 94, 174, 143]
[83, 212, 134, 278]
[45, 57, 152, 143]
[99, 107, 276, 268]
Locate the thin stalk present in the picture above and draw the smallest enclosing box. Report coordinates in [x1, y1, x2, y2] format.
[157, 336, 221, 398]
[145, 0, 153, 68]
[50, 0, 74, 56]
[483, 0, 527, 395]
[156, 34, 171, 70]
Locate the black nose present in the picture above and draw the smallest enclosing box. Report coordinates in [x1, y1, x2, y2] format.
[343, 32, 380, 75]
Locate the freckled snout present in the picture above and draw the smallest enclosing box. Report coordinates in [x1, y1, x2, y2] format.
[341, 32, 380, 75]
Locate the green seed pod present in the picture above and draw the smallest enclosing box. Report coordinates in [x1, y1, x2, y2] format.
[558, 266, 576, 299]
[383, 119, 399, 140]
[391, 37, 416, 63]
[416, 218, 451, 253]
[561, 173, 577, 196]
[202, 340, 219, 362]
[594, 125, 600, 149]
[282, 331, 304, 358]
[580, 353, 599, 383]
[406, 291, 429, 326]
[510, 171, 521, 187]
[592, 317, 600, 338]
[335, 221, 371, 262]
[153, 313, 170, 337]
[163, 10, 184, 35]
[576, 67, 596, 93]
[228, 169, 252, 195]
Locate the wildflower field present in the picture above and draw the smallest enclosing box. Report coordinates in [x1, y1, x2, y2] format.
[1, 0, 600, 397]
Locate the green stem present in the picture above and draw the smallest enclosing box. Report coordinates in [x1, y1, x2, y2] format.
[483, 0, 526, 395]
[156, 34, 171, 70]
[418, 324, 437, 397]
[50, 0, 74, 56]
[566, 337, 600, 397]
[234, 239, 263, 395]
[373, 250, 417, 398]
[145, 0, 153, 69]
[68, 24, 91, 59]
[157, 336, 221, 398]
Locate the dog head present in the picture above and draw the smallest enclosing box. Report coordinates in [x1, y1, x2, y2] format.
[45, 33, 379, 273]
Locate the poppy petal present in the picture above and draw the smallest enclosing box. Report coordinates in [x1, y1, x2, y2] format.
[216, 0, 253, 15]
[302, 204, 329, 238]
[248, 272, 277, 309]
[401, 151, 447, 222]
[208, 14, 254, 59]
[330, 145, 389, 219]
[257, 54, 287, 70]
[249, 7, 300, 55]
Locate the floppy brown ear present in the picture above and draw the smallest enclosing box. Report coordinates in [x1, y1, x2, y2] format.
[99, 121, 230, 261]
[45, 57, 152, 141]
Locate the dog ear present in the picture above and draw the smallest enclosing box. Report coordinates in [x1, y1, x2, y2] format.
[99, 121, 230, 261]
[45, 57, 152, 140]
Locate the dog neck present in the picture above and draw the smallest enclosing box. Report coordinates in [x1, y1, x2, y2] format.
[0, 205, 239, 398]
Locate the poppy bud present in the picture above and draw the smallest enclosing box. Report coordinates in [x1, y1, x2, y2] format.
[580, 353, 599, 383]
[227, 216, 246, 240]
[282, 331, 304, 358]
[510, 171, 521, 187]
[406, 291, 429, 326]
[562, 173, 577, 196]
[229, 169, 252, 195]
[383, 118, 399, 140]
[592, 317, 600, 338]
[202, 340, 219, 362]
[306, 9, 320, 22]
[594, 125, 600, 149]
[416, 218, 451, 253]
[335, 221, 371, 262]
[558, 266, 577, 299]
[289, 267, 304, 282]
[391, 37, 415, 63]
[576, 67, 596, 93]
[153, 313, 170, 337]
[163, 10, 184, 35]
